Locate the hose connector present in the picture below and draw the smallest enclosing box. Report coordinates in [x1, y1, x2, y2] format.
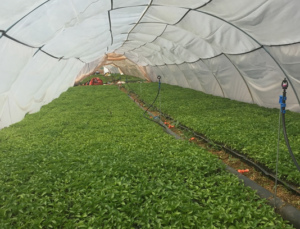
[157, 75, 161, 89]
[279, 95, 286, 114]
[282, 78, 288, 90]
[279, 78, 288, 113]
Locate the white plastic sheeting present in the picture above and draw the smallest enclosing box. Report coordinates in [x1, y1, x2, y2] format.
[105, 65, 120, 74]
[105, 59, 145, 79]
[116, 1, 300, 112]
[1, 0, 300, 128]
[76, 56, 107, 81]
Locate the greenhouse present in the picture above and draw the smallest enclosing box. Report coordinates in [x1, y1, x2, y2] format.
[1, 0, 300, 228]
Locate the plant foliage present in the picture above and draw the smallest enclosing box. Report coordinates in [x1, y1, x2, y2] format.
[129, 83, 300, 185]
[0, 86, 292, 228]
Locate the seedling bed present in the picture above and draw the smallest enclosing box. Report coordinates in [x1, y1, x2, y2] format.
[0, 86, 293, 228]
[123, 84, 300, 211]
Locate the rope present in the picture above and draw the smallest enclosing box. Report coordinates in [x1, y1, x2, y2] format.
[274, 109, 281, 210]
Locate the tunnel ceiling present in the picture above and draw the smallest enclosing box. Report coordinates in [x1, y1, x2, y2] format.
[1, 0, 300, 129]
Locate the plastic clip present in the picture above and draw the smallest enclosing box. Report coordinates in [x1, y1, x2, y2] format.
[279, 95, 286, 114]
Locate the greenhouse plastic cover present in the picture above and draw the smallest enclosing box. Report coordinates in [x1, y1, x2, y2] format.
[1, 0, 300, 128]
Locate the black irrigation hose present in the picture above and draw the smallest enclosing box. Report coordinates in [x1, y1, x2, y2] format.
[162, 111, 300, 195]
[131, 93, 300, 196]
[125, 80, 136, 94]
[279, 78, 300, 172]
[142, 76, 165, 128]
[125, 80, 146, 94]
[282, 113, 300, 172]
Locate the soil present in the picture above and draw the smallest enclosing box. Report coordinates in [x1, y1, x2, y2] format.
[121, 86, 300, 211]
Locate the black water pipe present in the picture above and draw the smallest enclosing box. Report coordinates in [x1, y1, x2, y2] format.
[280, 78, 300, 172]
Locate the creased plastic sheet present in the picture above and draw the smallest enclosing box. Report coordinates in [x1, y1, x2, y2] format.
[6, 53, 61, 125]
[155, 65, 178, 86]
[2, 0, 300, 129]
[0, 37, 36, 125]
[130, 43, 180, 66]
[46, 59, 84, 104]
[145, 66, 156, 82]
[0, 53, 84, 129]
[128, 23, 167, 37]
[228, 49, 300, 112]
[0, 37, 35, 102]
[110, 6, 148, 30]
[117, 40, 147, 54]
[166, 65, 190, 88]
[76, 56, 106, 80]
[150, 66, 167, 83]
[160, 25, 220, 59]
[11, 52, 62, 110]
[141, 6, 189, 24]
[28, 59, 81, 113]
[128, 33, 157, 43]
[105, 65, 120, 74]
[265, 44, 300, 110]
[113, 0, 149, 9]
[186, 60, 223, 97]
[7, 0, 111, 47]
[177, 63, 204, 92]
[176, 10, 259, 55]
[43, 12, 110, 59]
[152, 37, 199, 63]
[153, 0, 210, 9]
[202, 55, 253, 103]
[53, 60, 84, 98]
[200, 0, 300, 45]
[132, 43, 180, 65]
[105, 59, 145, 79]
[0, 0, 45, 30]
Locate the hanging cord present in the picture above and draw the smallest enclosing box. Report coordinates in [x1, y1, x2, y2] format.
[274, 109, 281, 210]
[279, 78, 300, 172]
[143, 75, 164, 128]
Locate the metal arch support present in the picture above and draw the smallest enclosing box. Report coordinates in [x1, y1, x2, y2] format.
[223, 54, 255, 104]
[185, 63, 206, 92]
[169, 63, 191, 88]
[200, 59, 226, 98]
[5, 0, 51, 34]
[155, 65, 172, 85]
[175, 63, 192, 89]
[184, 62, 207, 93]
[197, 10, 300, 108]
[108, 11, 113, 45]
[115, 0, 154, 53]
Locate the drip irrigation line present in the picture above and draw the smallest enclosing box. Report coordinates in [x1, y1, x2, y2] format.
[142, 76, 165, 128]
[125, 79, 135, 94]
[280, 79, 300, 172]
[165, 112, 300, 195]
[108, 11, 113, 45]
[126, 87, 300, 228]
[275, 109, 281, 210]
[129, 91, 300, 196]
